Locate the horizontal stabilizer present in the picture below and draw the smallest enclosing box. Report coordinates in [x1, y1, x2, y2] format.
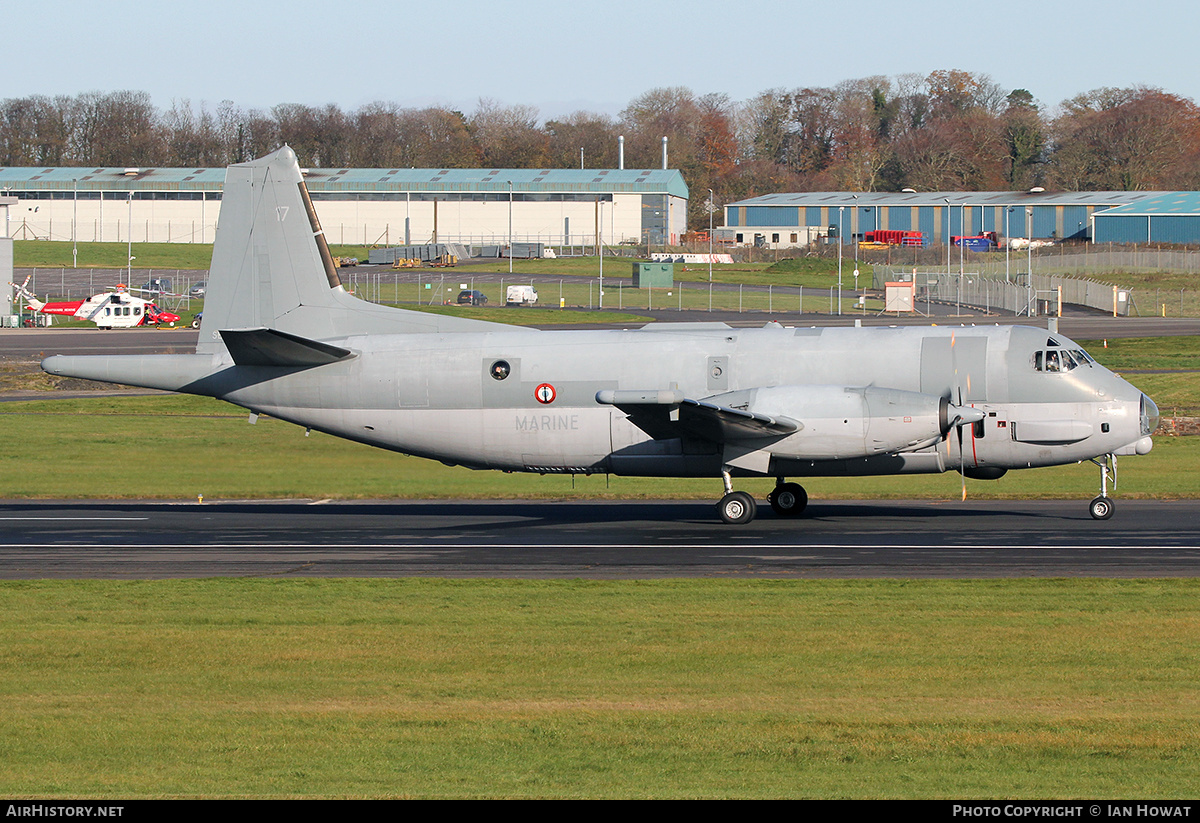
[219, 328, 355, 367]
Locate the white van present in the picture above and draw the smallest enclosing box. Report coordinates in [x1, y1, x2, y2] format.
[506, 285, 538, 306]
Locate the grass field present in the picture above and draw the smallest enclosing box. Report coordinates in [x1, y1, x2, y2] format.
[1, 578, 1198, 798]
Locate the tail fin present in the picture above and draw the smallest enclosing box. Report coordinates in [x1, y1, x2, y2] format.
[197, 147, 499, 355]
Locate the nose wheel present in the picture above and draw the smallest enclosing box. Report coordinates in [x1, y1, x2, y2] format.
[1087, 453, 1117, 520]
[1088, 495, 1115, 520]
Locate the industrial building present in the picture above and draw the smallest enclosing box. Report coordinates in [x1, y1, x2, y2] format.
[720, 190, 1200, 248]
[0, 165, 689, 248]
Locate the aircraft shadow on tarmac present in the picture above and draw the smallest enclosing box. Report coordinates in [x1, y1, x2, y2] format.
[0, 499, 1068, 539]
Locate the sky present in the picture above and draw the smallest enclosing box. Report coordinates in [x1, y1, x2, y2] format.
[7, 0, 1200, 119]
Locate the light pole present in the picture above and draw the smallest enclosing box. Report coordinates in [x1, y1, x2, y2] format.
[850, 194, 859, 271]
[943, 198, 952, 284]
[706, 188, 714, 286]
[598, 196, 604, 310]
[1005, 206, 1013, 283]
[507, 181, 513, 275]
[1026, 207, 1034, 315]
[72, 178, 78, 269]
[958, 203, 966, 315]
[837, 205, 844, 316]
[126, 192, 134, 282]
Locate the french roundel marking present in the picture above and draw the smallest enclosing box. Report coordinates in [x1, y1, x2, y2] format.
[535, 383, 556, 404]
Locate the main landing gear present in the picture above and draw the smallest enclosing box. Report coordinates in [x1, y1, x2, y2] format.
[716, 471, 808, 524]
[1087, 453, 1117, 520]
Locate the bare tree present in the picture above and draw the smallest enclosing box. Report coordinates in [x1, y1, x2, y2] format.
[544, 110, 620, 168]
[468, 99, 547, 168]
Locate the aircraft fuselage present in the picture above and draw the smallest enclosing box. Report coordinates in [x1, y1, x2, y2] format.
[143, 322, 1154, 480]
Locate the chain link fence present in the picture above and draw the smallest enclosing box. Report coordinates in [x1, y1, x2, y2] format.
[873, 266, 1141, 317]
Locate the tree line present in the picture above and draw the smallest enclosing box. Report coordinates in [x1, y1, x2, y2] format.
[4, 71, 1200, 227]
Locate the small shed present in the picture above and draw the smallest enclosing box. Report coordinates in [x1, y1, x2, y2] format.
[632, 262, 674, 288]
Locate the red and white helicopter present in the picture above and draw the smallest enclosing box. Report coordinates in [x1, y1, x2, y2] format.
[10, 277, 181, 329]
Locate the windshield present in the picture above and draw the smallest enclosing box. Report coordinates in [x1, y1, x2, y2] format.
[1033, 348, 1094, 373]
[1141, 394, 1160, 436]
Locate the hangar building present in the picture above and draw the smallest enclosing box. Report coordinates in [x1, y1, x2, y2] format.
[0, 165, 689, 248]
[721, 190, 1199, 248]
[1090, 192, 1200, 244]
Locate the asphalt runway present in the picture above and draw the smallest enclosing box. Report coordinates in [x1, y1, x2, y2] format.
[2, 498, 1198, 579]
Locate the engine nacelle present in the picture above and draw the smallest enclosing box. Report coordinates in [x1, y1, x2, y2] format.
[709, 385, 952, 460]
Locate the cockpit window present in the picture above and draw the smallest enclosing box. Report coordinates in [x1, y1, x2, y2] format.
[1033, 348, 1093, 372]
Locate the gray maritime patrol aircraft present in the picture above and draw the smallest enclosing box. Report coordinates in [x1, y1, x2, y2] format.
[42, 147, 1158, 524]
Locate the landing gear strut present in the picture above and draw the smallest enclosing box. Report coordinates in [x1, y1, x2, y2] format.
[1088, 453, 1116, 520]
[768, 480, 808, 517]
[716, 469, 757, 525]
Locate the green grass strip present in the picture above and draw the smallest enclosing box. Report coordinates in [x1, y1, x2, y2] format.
[0, 578, 1197, 798]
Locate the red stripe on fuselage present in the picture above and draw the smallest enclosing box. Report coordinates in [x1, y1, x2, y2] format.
[37, 301, 85, 316]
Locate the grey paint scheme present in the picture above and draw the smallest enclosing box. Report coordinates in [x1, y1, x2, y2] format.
[42, 148, 1157, 493]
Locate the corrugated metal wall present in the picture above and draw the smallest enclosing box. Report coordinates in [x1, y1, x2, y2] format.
[732, 200, 1200, 244]
[744, 206, 800, 227]
[1094, 215, 1149, 243]
[1150, 215, 1200, 244]
[1061, 206, 1089, 239]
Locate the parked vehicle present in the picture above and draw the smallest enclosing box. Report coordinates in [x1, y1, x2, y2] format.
[505, 285, 538, 306]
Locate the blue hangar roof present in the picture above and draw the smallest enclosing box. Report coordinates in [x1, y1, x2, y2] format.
[728, 191, 1170, 209]
[0, 165, 689, 198]
[1090, 191, 1200, 216]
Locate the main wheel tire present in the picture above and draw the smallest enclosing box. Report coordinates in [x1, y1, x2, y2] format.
[768, 482, 808, 517]
[718, 491, 757, 525]
[1089, 496, 1115, 520]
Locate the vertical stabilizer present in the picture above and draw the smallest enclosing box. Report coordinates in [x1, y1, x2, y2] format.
[198, 147, 498, 355]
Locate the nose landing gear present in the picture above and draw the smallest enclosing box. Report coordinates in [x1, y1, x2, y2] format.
[1087, 453, 1117, 520]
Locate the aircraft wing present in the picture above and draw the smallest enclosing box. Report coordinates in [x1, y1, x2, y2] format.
[596, 389, 798, 443]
